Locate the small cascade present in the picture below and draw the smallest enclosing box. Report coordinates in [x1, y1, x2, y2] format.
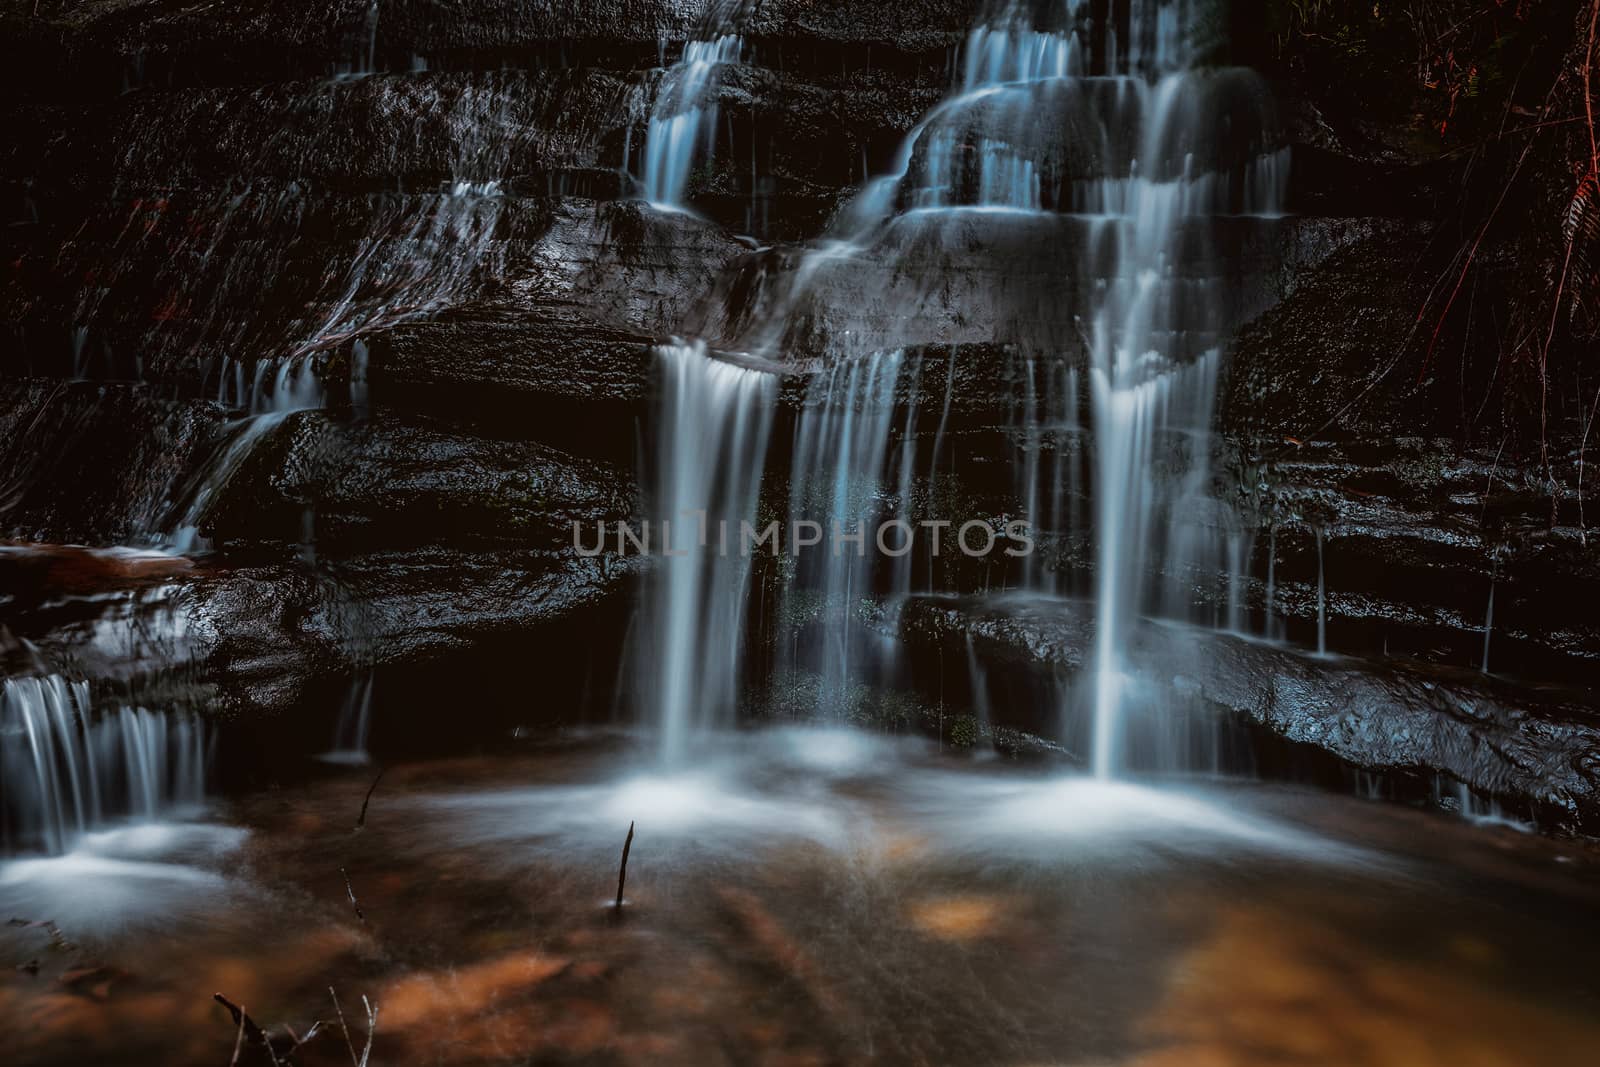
[325, 673, 375, 765]
[163, 355, 328, 553]
[963, 631, 997, 756]
[0, 676, 209, 857]
[334, 0, 381, 79]
[213, 354, 324, 414]
[1433, 775, 1523, 828]
[640, 35, 742, 208]
[784, 349, 908, 715]
[1481, 574, 1496, 674]
[684, 0, 1287, 776]
[888, 360, 925, 605]
[1315, 527, 1327, 656]
[349, 338, 371, 418]
[1225, 529, 1253, 632]
[1013, 356, 1080, 594]
[905, 14, 1083, 213]
[297, 180, 506, 354]
[1263, 525, 1278, 639]
[640, 341, 775, 764]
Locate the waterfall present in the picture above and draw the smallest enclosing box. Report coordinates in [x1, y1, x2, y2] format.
[655, 0, 1284, 773]
[1263, 525, 1278, 639]
[163, 355, 328, 553]
[213, 354, 324, 414]
[1075, 0, 1285, 777]
[1226, 529, 1253, 632]
[1481, 575, 1495, 674]
[325, 672, 376, 765]
[1014, 357, 1079, 595]
[784, 349, 909, 715]
[963, 632, 997, 756]
[640, 35, 742, 208]
[0, 676, 209, 857]
[640, 341, 775, 764]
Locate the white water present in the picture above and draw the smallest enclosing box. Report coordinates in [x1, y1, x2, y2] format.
[324, 672, 375, 765]
[1264, 524, 1279, 639]
[640, 342, 775, 764]
[784, 349, 911, 713]
[164, 355, 328, 552]
[1014, 356, 1080, 594]
[0, 676, 209, 856]
[666, 1, 1287, 776]
[1069, 0, 1285, 777]
[640, 35, 742, 208]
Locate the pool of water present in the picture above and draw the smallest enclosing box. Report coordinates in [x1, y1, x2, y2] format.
[3, 730, 1597, 1066]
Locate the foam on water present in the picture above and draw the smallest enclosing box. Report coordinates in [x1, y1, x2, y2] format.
[0, 821, 245, 934]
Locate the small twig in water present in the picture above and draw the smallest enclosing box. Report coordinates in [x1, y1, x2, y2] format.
[214, 994, 267, 1048]
[359, 995, 379, 1067]
[615, 820, 635, 909]
[340, 867, 366, 924]
[228, 1006, 247, 1067]
[330, 987, 359, 1067]
[355, 767, 386, 831]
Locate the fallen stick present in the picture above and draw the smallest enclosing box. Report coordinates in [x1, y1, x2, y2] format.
[213, 994, 267, 1047]
[359, 995, 379, 1067]
[340, 867, 366, 923]
[228, 1006, 247, 1067]
[215, 992, 324, 1064]
[355, 768, 386, 831]
[615, 820, 635, 909]
[330, 987, 379, 1067]
[330, 987, 359, 1067]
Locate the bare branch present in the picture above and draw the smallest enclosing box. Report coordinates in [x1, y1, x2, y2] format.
[340, 867, 366, 924]
[356, 768, 387, 831]
[615, 820, 635, 910]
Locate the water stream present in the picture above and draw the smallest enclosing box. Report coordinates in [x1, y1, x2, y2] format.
[0, 676, 209, 857]
[640, 35, 743, 208]
[639, 342, 776, 764]
[2, 4, 1596, 1060]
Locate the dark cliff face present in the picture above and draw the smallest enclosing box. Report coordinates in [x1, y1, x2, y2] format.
[0, 2, 1596, 827]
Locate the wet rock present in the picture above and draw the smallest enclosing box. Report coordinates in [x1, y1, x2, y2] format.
[1218, 223, 1600, 680]
[53, 70, 642, 195]
[4, 186, 555, 382]
[1, 1, 971, 98]
[0, 379, 225, 543]
[891, 594, 1600, 834]
[203, 410, 638, 554]
[367, 200, 750, 453]
[699, 213, 1375, 363]
[6, 546, 643, 723]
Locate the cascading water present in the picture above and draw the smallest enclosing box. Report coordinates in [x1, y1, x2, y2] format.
[325, 672, 376, 765]
[783, 349, 912, 715]
[1013, 356, 1082, 595]
[1062, 0, 1285, 777]
[1481, 564, 1497, 674]
[639, 341, 775, 764]
[639, 35, 742, 208]
[55, 75, 526, 553]
[0, 676, 209, 856]
[837, 0, 1283, 774]
[163, 355, 328, 552]
[685, 0, 1286, 773]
